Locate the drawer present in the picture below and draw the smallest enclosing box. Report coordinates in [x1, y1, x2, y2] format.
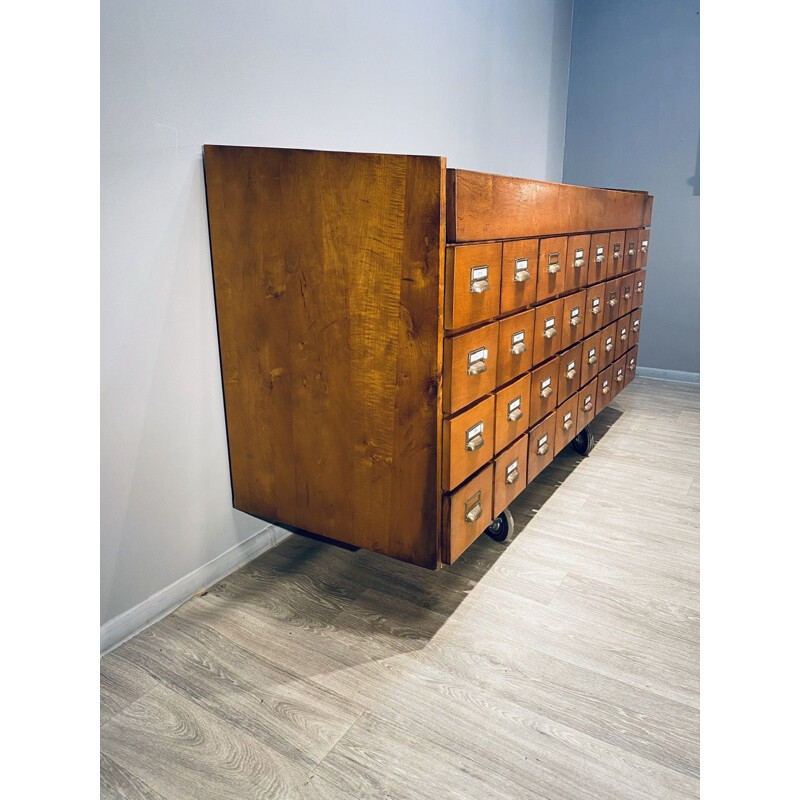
[632, 269, 646, 309]
[624, 345, 639, 387]
[554, 392, 579, 454]
[596, 367, 613, 413]
[577, 377, 598, 430]
[493, 436, 529, 515]
[442, 395, 496, 491]
[527, 413, 556, 482]
[532, 297, 564, 366]
[587, 231, 610, 286]
[558, 342, 583, 403]
[565, 233, 591, 292]
[604, 277, 622, 320]
[637, 228, 650, 269]
[608, 231, 626, 277]
[496, 310, 534, 387]
[630, 308, 642, 347]
[619, 274, 634, 317]
[500, 239, 538, 313]
[445, 243, 502, 331]
[494, 373, 532, 454]
[623, 230, 639, 274]
[536, 236, 568, 302]
[561, 289, 587, 349]
[581, 331, 601, 386]
[443, 322, 499, 415]
[599, 322, 618, 370]
[610, 355, 626, 400]
[616, 313, 632, 353]
[442, 463, 494, 565]
[529, 356, 559, 425]
[585, 282, 606, 334]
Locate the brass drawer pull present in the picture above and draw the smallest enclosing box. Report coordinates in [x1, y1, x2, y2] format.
[510, 341, 527, 355]
[547, 262, 561, 274]
[573, 258, 585, 268]
[628, 361, 636, 371]
[588, 354, 597, 365]
[508, 407, 523, 422]
[596, 253, 606, 263]
[636, 285, 644, 294]
[469, 265, 490, 294]
[563, 418, 574, 431]
[602, 384, 610, 395]
[628, 246, 636, 256]
[584, 398, 593, 412]
[467, 359, 487, 375]
[616, 372, 624, 382]
[537, 441, 549, 456]
[620, 331, 628, 341]
[544, 327, 558, 339]
[540, 385, 553, 399]
[570, 315, 582, 327]
[465, 433, 484, 452]
[470, 278, 490, 294]
[505, 461, 520, 485]
[640, 244, 648, 253]
[513, 270, 531, 283]
[608, 298, 617, 308]
[633, 321, 640, 331]
[623, 289, 632, 300]
[613, 249, 622, 259]
[465, 501, 483, 524]
[566, 368, 577, 380]
[591, 303, 601, 315]
[605, 342, 614, 353]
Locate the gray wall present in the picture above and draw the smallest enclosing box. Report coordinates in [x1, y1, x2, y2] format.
[562, 0, 699, 374]
[101, 0, 574, 624]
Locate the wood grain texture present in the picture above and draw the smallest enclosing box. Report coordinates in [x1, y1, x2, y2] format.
[492, 434, 529, 513]
[204, 145, 444, 567]
[446, 169, 650, 242]
[442, 322, 499, 415]
[561, 289, 587, 348]
[442, 395, 495, 491]
[500, 238, 539, 312]
[101, 379, 698, 800]
[442, 463, 494, 564]
[496, 309, 534, 386]
[494, 372, 532, 453]
[588, 231, 610, 286]
[445, 242, 502, 330]
[530, 357, 560, 425]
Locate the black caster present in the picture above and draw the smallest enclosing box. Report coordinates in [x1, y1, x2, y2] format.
[572, 424, 596, 456]
[484, 509, 514, 542]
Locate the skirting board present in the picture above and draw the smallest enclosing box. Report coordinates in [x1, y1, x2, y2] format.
[637, 367, 700, 384]
[100, 523, 291, 656]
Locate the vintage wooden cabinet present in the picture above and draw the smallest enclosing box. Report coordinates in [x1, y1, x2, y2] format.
[203, 146, 652, 568]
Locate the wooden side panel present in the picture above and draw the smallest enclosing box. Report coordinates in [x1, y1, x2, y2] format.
[447, 169, 650, 242]
[204, 146, 444, 567]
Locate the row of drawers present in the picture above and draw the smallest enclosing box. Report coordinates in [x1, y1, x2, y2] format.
[443, 344, 639, 563]
[446, 228, 650, 331]
[444, 272, 645, 415]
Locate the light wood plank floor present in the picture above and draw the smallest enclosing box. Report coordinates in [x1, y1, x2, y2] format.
[101, 377, 699, 800]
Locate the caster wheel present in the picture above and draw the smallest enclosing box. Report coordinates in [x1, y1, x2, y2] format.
[484, 509, 515, 542]
[572, 424, 596, 456]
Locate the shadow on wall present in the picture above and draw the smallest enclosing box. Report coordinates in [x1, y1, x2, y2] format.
[687, 138, 700, 196]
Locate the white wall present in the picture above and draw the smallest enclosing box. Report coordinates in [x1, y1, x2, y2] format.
[101, 0, 574, 625]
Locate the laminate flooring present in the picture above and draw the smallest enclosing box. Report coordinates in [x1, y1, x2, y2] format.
[101, 377, 700, 799]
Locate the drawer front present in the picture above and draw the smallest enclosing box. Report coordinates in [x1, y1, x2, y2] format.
[494, 373, 532, 454]
[623, 230, 639, 274]
[558, 342, 583, 403]
[585, 283, 606, 334]
[501, 239, 539, 313]
[608, 231, 626, 277]
[442, 395, 496, 491]
[637, 228, 650, 269]
[611, 355, 627, 399]
[565, 233, 591, 292]
[443, 322, 499, 415]
[604, 277, 622, 320]
[528, 413, 556, 482]
[493, 436, 529, 514]
[632, 269, 646, 309]
[536, 236, 568, 302]
[629, 308, 642, 347]
[561, 289, 587, 349]
[581, 331, 601, 386]
[587, 231, 610, 286]
[624, 345, 639, 387]
[596, 367, 613, 413]
[616, 313, 632, 354]
[577, 377, 598, 430]
[554, 393, 580, 454]
[532, 297, 564, 366]
[496, 310, 534, 387]
[442, 464, 494, 564]
[599, 322, 618, 370]
[619, 274, 634, 317]
[445, 243, 502, 331]
[529, 356, 560, 425]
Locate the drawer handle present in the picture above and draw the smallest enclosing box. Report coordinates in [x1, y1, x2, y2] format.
[628, 246, 636, 256]
[605, 341, 614, 352]
[510, 341, 527, 356]
[616, 373, 624, 383]
[588, 354, 597, 365]
[540, 385, 553, 399]
[584, 399, 594, 412]
[570, 315, 582, 327]
[465, 502, 483, 524]
[602, 385, 610, 395]
[466, 433, 485, 452]
[470, 278, 490, 294]
[620, 331, 628, 341]
[608, 298, 617, 307]
[513, 269, 531, 283]
[544, 327, 558, 339]
[508, 408, 523, 423]
[628, 362, 636, 371]
[566, 368, 577, 380]
[636, 285, 644, 294]
[596, 254, 606, 263]
[613, 250, 622, 259]
[624, 289, 632, 300]
[563, 418, 574, 432]
[547, 262, 561, 274]
[467, 359, 487, 376]
[633, 321, 640, 331]
[591, 304, 601, 315]
[640, 244, 648, 253]
[505, 468, 520, 485]
[573, 258, 586, 268]
[537, 442, 549, 456]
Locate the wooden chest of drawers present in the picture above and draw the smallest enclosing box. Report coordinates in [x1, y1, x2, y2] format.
[204, 146, 652, 569]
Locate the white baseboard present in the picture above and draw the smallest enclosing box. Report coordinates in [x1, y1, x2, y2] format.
[100, 523, 291, 656]
[637, 367, 700, 384]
